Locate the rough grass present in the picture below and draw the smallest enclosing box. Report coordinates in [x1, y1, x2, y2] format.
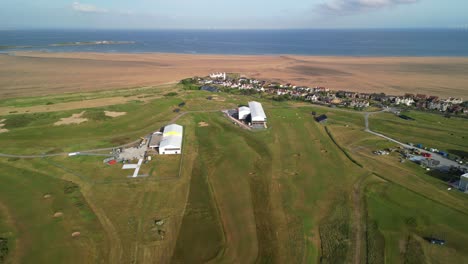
[0, 160, 106, 263]
[319, 196, 352, 264]
[403, 235, 425, 264]
[365, 179, 468, 263]
[366, 219, 385, 264]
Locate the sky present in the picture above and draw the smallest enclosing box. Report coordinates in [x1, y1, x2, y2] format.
[1, 0, 468, 29]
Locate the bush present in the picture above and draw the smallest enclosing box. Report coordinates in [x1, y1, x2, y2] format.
[165, 92, 178, 97]
[83, 111, 111, 121]
[404, 236, 425, 264]
[179, 78, 200, 90]
[3, 114, 36, 128]
[0, 237, 8, 263]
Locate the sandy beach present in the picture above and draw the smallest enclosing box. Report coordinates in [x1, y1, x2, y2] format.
[1, 52, 467, 98]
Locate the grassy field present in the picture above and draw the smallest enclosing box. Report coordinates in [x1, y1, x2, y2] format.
[0, 87, 467, 263]
[328, 120, 468, 263]
[0, 160, 107, 263]
[370, 111, 468, 161]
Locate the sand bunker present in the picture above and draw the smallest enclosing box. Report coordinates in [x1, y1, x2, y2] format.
[43, 194, 52, 199]
[104, 111, 127, 118]
[71, 232, 81, 237]
[198, 122, 209, 127]
[53, 212, 63, 218]
[54, 111, 88, 126]
[211, 95, 225, 101]
[0, 122, 8, 134]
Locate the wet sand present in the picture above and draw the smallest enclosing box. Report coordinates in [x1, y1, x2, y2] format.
[1, 52, 467, 98]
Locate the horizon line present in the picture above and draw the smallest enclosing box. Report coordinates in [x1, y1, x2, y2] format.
[1, 26, 468, 31]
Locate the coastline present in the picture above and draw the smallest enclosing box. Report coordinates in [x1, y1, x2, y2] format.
[1, 51, 468, 99]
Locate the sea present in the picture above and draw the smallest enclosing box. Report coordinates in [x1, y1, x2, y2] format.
[1, 29, 468, 56]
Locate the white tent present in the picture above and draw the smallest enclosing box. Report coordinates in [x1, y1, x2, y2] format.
[238, 106, 251, 120]
[159, 124, 183, 155]
[248, 101, 267, 122]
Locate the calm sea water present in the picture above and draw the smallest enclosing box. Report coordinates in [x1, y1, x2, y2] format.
[1, 29, 468, 56]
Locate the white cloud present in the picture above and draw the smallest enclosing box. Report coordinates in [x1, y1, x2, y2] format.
[72, 2, 108, 13]
[318, 0, 419, 14]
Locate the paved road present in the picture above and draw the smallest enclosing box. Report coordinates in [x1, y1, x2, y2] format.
[364, 112, 467, 171]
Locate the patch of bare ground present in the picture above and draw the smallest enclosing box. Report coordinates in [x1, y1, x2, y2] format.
[54, 111, 87, 126]
[104, 111, 127, 118]
[0, 119, 8, 133]
[211, 95, 225, 101]
[198, 121, 209, 127]
[53, 212, 63, 218]
[71, 232, 81, 238]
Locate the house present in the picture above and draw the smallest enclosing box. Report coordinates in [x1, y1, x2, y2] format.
[238, 106, 251, 120]
[459, 173, 468, 192]
[315, 114, 328, 123]
[200, 85, 219, 93]
[159, 124, 183, 155]
[444, 97, 463, 104]
[209, 72, 226, 80]
[306, 94, 320, 102]
[395, 97, 414, 106]
[349, 100, 370, 108]
[248, 101, 267, 128]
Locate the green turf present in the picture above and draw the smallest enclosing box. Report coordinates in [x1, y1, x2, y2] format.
[370, 111, 468, 160]
[1, 88, 467, 263]
[0, 161, 106, 263]
[365, 178, 468, 263]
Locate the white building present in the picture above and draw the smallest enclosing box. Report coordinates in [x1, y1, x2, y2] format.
[459, 173, 468, 192]
[395, 97, 415, 106]
[159, 124, 183, 155]
[238, 106, 251, 120]
[248, 101, 267, 127]
[209, 72, 226, 80]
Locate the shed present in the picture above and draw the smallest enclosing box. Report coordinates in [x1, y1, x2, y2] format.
[315, 114, 328, 123]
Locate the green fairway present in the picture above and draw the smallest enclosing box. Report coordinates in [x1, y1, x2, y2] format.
[1, 87, 467, 263]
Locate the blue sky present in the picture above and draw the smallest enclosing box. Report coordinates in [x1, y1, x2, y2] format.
[1, 0, 468, 29]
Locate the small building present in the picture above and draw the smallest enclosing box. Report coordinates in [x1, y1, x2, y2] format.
[238, 106, 251, 120]
[315, 114, 328, 123]
[248, 101, 267, 128]
[159, 124, 183, 155]
[459, 173, 468, 192]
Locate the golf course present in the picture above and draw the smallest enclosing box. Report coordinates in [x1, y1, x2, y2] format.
[0, 84, 467, 264]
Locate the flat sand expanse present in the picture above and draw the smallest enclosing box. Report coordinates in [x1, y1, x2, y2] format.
[1, 52, 467, 98]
